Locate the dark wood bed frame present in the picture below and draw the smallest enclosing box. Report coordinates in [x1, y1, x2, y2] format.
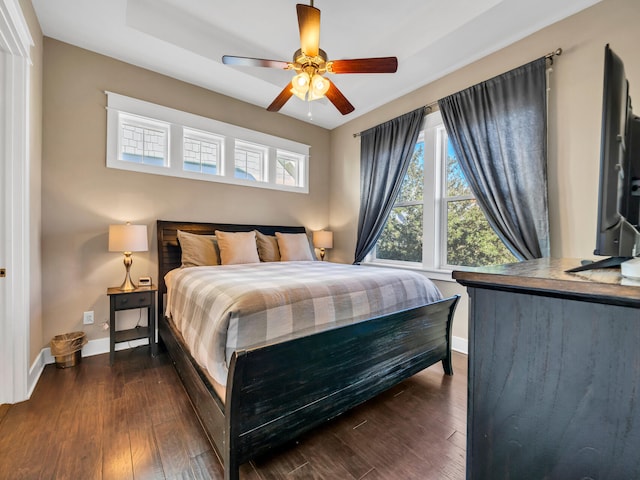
[156, 220, 460, 480]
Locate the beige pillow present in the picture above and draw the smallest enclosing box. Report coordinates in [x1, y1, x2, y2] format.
[275, 232, 314, 261]
[215, 230, 260, 265]
[177, 230, 220, 267]
[255, 231, 281, 262]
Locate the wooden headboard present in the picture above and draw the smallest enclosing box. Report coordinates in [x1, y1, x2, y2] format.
[156, 220, 307, 316]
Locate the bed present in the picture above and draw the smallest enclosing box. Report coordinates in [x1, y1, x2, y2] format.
[157, 220, 460, 480]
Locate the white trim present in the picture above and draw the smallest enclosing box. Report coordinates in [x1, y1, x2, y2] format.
[0, 0, 33, 404]
[40, 337, 150, 366]
[452, 335, 468, 355]
[0, 0, 33, 59]
[359, 260, 455, 283]
[27, 348, 45, 397]
[106, 92, 310, 193]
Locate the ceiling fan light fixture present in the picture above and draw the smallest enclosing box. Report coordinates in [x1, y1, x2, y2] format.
[309, 74, 330, 101]
[290, 71, 311, 100]
[223, 2, 397, 114]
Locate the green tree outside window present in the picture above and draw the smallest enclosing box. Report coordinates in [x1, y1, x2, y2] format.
[376, 136, 515, 268]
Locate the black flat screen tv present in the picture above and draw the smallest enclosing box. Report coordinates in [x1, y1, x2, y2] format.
[568, 44, 640, 273]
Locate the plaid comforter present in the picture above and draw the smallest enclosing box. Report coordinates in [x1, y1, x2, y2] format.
[165, 261, 442, 386]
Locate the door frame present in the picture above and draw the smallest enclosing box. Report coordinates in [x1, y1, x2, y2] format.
[0, 0, 33, 404]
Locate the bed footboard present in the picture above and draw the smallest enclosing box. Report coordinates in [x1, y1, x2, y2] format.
[224, 295, 459, 479]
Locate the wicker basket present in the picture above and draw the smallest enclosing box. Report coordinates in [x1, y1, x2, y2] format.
[50, 331, 87, 368]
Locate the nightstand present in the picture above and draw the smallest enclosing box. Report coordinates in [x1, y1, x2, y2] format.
[107, 285, 157, 365]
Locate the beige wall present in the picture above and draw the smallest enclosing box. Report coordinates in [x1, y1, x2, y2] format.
[18, 0, 43, 365]
[38, 0, 640, 352]
[328, 0, 640, 342]
[41, 39, 331, 346]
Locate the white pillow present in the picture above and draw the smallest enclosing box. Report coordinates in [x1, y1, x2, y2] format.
[215, 230, 260, 265]
[275, 232, 314, 261]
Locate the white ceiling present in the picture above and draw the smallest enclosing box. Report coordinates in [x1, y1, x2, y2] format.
[32, 0, 600, 129]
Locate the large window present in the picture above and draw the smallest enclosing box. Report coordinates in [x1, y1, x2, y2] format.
[106, 92, 310, 193]
[373, 110, 515, 275]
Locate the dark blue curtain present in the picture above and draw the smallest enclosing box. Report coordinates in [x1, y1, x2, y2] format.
[354, 108, 424, 263]
[438, 57, 550, 260]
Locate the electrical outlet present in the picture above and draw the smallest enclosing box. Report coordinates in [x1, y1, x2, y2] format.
[83, 311, 94, 325]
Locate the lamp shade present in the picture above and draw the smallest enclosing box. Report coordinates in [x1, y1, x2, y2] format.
[108, 224, 148, 252]
[291, 72, 310, 100]
[313, 230, 333, 249]
[309, 74, 330, 101]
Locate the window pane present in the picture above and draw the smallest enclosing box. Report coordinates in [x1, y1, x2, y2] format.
[397, 141, 424, 203]
[375, 138, 424, 262]
[234, 143, 265, 181]
[446, 199, 516, 267]
[446, 140, 472, 197]
[276, 155, 299, 186]
[376, 205, 423, 262]
[184, 134, 220, 175]
[120, 120, 167, 166]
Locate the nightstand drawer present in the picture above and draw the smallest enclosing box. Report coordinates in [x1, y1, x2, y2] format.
[113, 291, 152, 310]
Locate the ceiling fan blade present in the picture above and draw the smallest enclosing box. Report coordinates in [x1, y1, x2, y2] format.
[267, 83, 294, 112]
[325, 80, 355, 115]
[329, 57, 398, 74]
[222, 55, 290, 69]
[297, 4, 320, 57]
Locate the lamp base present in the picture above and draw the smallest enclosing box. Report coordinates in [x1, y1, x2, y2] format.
[119, 274, 137, 291]
[320, 248, 326, 261]
[119, 252, 137, 291]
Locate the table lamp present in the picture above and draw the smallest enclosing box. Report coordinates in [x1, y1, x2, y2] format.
[313, 230, 333, 261]
[109, 223, 148, 290]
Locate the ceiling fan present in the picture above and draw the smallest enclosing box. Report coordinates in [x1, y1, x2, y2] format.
[222, 1, 398, 115]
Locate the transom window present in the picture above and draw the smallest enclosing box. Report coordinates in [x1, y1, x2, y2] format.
[276, 151, 303, 186]
[183, 129, 223, 175]
[371, 110, 515, 275]
[106, 92, 310, 193]
[118, 114, 169, 166]
[234, 141, 266, 182]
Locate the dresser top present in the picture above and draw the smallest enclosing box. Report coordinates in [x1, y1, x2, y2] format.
[453, 258, 640, 306]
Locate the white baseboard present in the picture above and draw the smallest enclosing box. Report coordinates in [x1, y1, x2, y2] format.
[28, 337, 150, 397]
[40, 336, 150, 365]
[27, 351, 46, 398]
[452, 335, 468, 355]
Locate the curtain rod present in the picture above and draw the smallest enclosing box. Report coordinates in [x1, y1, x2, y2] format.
[353, 47, 562, 138]
[545, 47, 563, 62]
[352, 104, 434, 138]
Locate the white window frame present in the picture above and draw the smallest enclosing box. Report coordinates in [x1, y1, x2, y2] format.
[117, 112, 170, 167]
[106, 92, 310, 193]
[275, 150, 306, 187]
[439, 132, 475, 270]
[183, 127, 224, 176]
[234, 140, 267, 182]
[365, 111, 454, 281]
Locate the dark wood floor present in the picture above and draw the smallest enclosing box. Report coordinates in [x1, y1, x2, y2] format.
[0, 347, 467, 480]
